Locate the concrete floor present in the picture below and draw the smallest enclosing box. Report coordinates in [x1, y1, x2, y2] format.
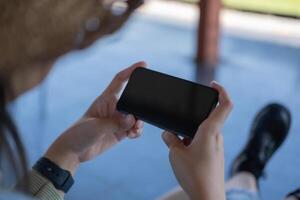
[12, 13, 300, 200]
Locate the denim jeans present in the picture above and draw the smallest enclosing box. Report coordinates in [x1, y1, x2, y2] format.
[226, 189, 260, 200]
[159, 187, 261, 200]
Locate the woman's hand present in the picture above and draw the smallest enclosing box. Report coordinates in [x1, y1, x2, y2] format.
[45, 62, 146, 175]
[162, 82, 233, 200]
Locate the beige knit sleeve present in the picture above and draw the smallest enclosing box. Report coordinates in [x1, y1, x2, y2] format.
[29, 170, 64, 200]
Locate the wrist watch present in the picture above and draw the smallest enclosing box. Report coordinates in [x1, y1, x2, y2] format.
[33, 157, 74, 193]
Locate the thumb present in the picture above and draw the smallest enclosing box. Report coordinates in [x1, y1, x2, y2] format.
[162, 131, 184, 149]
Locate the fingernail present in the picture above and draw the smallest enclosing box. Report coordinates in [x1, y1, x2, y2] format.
[211, 80, 218, 86]
[139, 61, 147, 67]
[136, 121, 144, 128]
[129, 132, 139, 138]
[162, 132, 170, 147]
[137, 129, 142, 135]
[162, 132, 168, 141]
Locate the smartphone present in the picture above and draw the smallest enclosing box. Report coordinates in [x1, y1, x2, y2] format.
[117, 68, 219, 139]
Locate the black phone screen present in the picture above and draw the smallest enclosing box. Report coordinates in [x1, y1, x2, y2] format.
[117, 68, 219, 138]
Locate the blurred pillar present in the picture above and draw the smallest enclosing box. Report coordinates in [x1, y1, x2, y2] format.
[195, 65, 216, 86]
[196, 0, 221, 67]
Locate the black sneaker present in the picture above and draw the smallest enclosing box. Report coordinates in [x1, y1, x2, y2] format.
[230, 103, 291, 180]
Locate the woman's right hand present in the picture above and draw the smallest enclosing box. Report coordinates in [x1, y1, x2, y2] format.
[45, 62, 146, 176]
[162, 82, 233, 200]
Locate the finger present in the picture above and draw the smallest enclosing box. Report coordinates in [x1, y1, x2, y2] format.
[127, 120, 144, 138]
[162, 131, 184, 149]
[127, 129, 142, 139]
[92, 116, 134, 142]
[104, 62, 147, 95]
[112, 114, 137, 141]
[135, 120, 144, 130]
[118, 114, 136, 131]
[206, 81, 233, 127]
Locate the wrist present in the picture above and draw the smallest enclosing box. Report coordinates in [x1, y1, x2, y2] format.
[45, 147, 80, 176]
[187, 179, 226, 200]
[189, 191, 225, 200]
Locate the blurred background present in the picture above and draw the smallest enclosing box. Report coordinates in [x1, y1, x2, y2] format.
[11, 0, 300, 199]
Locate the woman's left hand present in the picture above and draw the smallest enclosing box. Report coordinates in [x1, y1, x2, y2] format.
[162, 82, 233, 200]
[45, 62, 146, 175]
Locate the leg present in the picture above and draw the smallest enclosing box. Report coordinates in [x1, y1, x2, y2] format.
[159, 186, 300, 200]
[285, 197, 298, 200]
[226, 172, 258, 193]
[225, 172, 260, 200]
[228, 103, 291, 199]
[159, 176, 259, 200]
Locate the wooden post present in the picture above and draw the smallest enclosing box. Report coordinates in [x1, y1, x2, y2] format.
[196, 0, 221, 67]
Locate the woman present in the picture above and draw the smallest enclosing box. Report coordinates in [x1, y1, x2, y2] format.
[0, 0, 232, 200]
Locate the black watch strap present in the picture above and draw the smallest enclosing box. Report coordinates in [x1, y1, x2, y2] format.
[33, 157, 74, 193]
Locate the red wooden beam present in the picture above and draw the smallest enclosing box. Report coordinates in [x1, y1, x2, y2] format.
[196, 0, 221, 67]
